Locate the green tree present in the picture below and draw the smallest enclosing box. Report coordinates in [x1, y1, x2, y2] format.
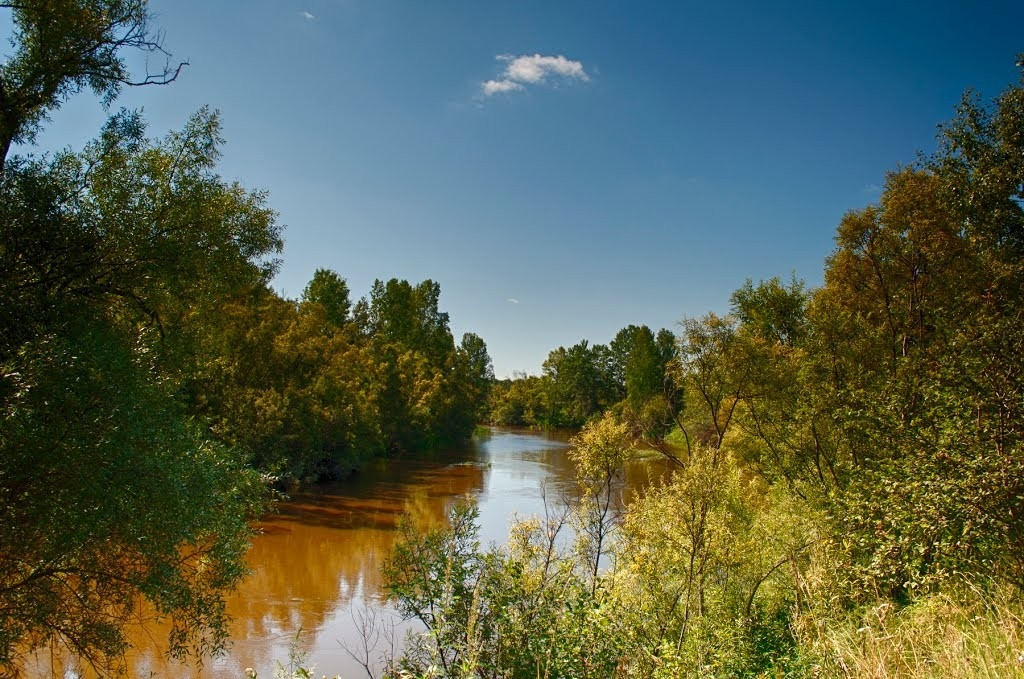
[0, 102, 280, 675]
[733, 61, 1024, 600]
[672, 313, 748, 456]
[731, 275, 808, 347]
[486, 372, 551, 428]
[726, 277, 828, 495]
[382, 498, 622, 679]
[381, 499, 482, 677]
[457, 332, 494, 422]
[569, 414, 633, 594]
[355, 278, 454, 363]
[0, 0, 186, 173]
[301, 268, 351, 328]
[350, 278, 485, 451]
[542, 340, 618, 427]
[0, 318, 266, 671]
[609, 324, 644, 393]
[624, 326, 664, 409]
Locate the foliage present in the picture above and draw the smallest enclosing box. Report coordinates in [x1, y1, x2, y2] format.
[0, 1, 496, 671]
[486, 325, 676, 431]
[189, 286, 386, 480]
[379, 432, 812, 678]
[381, 496, 623, 679]
[186, 273, 493, 481]
[568, 414, 633, 594]
[485, 372, 551, 428]
[612, 446, 815, 677]
[0, 106, 277, 671]
[301, 268, 352, 328]
[0, 0, 186, 171]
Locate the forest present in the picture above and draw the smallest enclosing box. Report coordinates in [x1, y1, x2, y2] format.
[2, 1, 1023, 678]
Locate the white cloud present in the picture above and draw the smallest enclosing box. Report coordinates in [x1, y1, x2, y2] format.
[507, 298, 521, 304]
[300, 10, 315, 20]
[502, 54, 589, 84]
[483, 79, 524, 96]
[481, 53, 589, 97]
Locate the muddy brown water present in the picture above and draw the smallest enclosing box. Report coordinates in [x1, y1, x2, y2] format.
[27, 427, 669, 678]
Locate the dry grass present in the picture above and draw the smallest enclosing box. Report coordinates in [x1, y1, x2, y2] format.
[804, 588, 1024, 678]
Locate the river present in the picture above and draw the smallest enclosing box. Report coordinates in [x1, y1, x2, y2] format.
[30, 427, 668, 679]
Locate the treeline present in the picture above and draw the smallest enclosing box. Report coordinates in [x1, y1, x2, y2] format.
[0, 2, 489, 673]
[487, 325, 676, 430]
[378, 62, 1024, 677]
[192, 272, 492, 481]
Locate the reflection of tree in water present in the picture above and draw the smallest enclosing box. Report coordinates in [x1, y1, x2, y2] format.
[26, 430, 667, 678]
[622, 456, 674, 505]
[220, 462, 487, 676]
[234, 461, 488, 638]
[25, 457, 487, 679]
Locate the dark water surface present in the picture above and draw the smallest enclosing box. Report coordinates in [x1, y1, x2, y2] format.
[31, 427, 668, 678]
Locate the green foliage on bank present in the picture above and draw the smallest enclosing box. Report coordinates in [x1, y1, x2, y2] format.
[487, 325, 677, 430]
[190, 275, 493, 481]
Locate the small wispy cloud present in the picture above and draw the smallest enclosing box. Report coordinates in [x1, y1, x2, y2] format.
[483, 79, 525, 96]
[481, 54, 589, 98]
[862, 183, 882, 195]
[507, 298, 521, 305]
[299, 10, 316, 20]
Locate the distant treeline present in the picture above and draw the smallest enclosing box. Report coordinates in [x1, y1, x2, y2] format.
[486, 325, 677, 430]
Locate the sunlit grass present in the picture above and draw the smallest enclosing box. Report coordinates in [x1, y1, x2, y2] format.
[805, 587, 1024, 678]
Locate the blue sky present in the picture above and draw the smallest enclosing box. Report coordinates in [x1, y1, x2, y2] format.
[13, 0, 1024, 377]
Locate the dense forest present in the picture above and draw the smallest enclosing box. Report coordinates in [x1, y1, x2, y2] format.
[376, 63, 1024, 678]
[2, 2, 1024, 678]
[0, 2, 489, 674]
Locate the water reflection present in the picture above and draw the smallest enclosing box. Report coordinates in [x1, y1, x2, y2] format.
[27, 427, 669, 678]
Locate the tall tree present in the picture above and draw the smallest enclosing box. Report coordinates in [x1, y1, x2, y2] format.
[355, 278, 454, 362]
[0, 101, 280, 677]
[542, 340, 617, 428]
[301, 268, 351, 328]
[458, 332, 495, 422]
[0, 0, 186, 173]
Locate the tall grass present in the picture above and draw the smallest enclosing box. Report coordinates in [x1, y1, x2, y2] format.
[803, 587, 1024, 678]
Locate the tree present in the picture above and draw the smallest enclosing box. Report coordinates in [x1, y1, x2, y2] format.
[569, 414, 633, 594]
[350, 278, 487, 451]
[725, 277, 829, 494]
[542, 340, 618, 428]
[0, 0, 187, 173]
[355, 278, 454, 363]
[381, 499, 482, 677]
[0, 107, 280, 673]
[673, 313, 748, 456]
[623, 325, 663, 409]
[301, 268, 351, 328]
[811, 69, 1024, 595]
[731, 275, 808, 348]
[457, 332, 494, 422]
[0, 319, 266, 671]
[608, 324, 643, 393]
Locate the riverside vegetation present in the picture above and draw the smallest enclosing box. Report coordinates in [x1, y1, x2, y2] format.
[1, 2, 1023, 677]
[367, 61, 1024, 678]
[0, 2, 490, 675]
